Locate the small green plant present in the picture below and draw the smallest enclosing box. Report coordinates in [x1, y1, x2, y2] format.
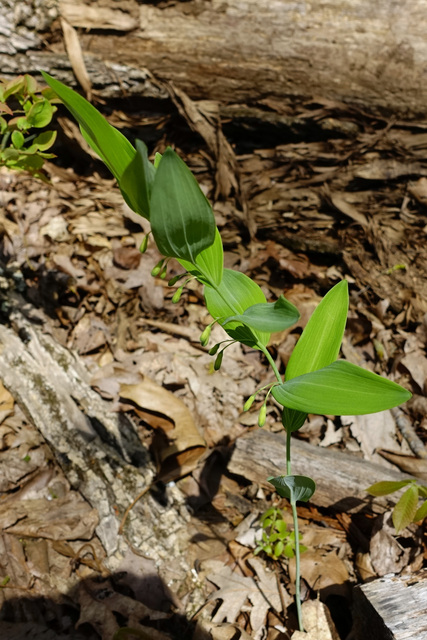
[41, 71, 412, 631]
[254, 507, 307, 560]
[367, 479, 427, 533]
[0, 74, 58, 180]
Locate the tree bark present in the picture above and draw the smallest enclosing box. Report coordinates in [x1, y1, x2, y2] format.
[3, 0, 427, 117]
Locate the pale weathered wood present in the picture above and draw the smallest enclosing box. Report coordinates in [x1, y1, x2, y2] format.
[3, 0, 427, 116]
[0, 308, 191, 586]
[352, 570, 427, 640]
[229, 429, 415, 513]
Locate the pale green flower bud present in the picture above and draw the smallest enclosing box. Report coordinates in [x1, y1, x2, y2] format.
[243, 394, 256, 412]
[214, 349, 224, 371]
[172, 286, 183, 303]
[200, 325, 212, 347]
[139, 234, 149, 254]
[151, 258, 165, 277]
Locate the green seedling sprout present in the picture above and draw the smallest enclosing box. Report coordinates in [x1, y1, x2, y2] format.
[0, 74, 58, 180]
[254, 507, 307, 560]
[41, 72, 412, 632]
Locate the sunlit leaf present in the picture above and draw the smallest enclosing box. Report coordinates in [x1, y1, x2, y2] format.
[27, 130, 57, 152]
[41, 72, 135, 182]
[204, 268, 269, 347]
[272, 360, 411, 415]
[285, 280, 348, 380]
[268, 475, 316, 502]
[11, 130, 24, 149]
[150, 147, 216, 262]
[366, 480, 412, 496]
[26, 98, 54, 128]
[392, 484, 419, 532]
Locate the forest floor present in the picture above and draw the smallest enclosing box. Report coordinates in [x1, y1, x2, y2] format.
[0, 94, 427, 640]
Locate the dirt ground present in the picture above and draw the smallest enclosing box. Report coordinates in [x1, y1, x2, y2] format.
[0, 93, 427, 640]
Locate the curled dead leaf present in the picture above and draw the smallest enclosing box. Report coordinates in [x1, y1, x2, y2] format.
[120, 376, 206, 482]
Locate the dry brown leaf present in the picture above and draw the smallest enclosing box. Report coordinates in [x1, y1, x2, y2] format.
[120, 376, 206, 481]
[293, 550, 350, 598]
[328, 190, 368, 226]
[370, 511, 423, 576]
[206, 558, 289, 640]
[60, 17, 92, 100]
[377, 450, 427, 481]
[401, 334, 427, 393]
[0, 493, 98, 540]
[291, 599, 340, 640]
[0, 380, 14, 424]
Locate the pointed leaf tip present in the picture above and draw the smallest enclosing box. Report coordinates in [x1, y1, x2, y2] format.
[285, 280, 348, 380]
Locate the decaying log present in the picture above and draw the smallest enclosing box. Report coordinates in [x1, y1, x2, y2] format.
[0, 308, 191, 586]
[3, 0, 427, 116]
[352, 569, 427, 640]
[229, 429, 416, 513]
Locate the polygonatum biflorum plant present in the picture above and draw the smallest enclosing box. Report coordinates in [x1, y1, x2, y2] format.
[0, 74, 58, 181]
[41, 71, 412, 631]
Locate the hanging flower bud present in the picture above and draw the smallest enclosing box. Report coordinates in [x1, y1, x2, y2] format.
[159, 264, 168, 279]
[214, 349, 224, 371]
[258, 404, 267, 427]
[151, 258, 165, 277]
[208, 343, 221, 356]
[139, 233, 150, 254]
[243, 394, 256, 412]
[172, 286, 183, 304]
[200, 324, 212, 347]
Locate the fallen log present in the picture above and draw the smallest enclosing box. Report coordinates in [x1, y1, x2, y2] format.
[352, 569, 427, 640]
[3, 0, 427, 116]
[229, 428, 416, 513]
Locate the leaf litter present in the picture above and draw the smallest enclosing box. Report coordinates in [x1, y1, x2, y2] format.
[0, 91, 426, 639]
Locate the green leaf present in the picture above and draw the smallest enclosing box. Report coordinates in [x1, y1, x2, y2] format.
[222, 295, 299, 334]
[274, 520, 287, 536]
[3, 76, 25, 100]
[118, 138, 155, 219]
[418, 485, 427, 499]
[285, 280, 348, 380]
[179, 227, 224, 286]
[16, 116, 31, 131]
[274, 541, 285, 557]
[26, 98, 53, 128]
[204, 268, 270, 347]
[366, 480, 413, 496]
[272, 360, 412, 415]
[150, 147, 216, 262]
[11, 130, 24, 149]
[41, 72, 135, 182]
[268, 475, 316, 502]
[392, 484, 419, 533]
[281, 407, 307, 433]
[24, 74, 38, 95]
[26, 130, 57, 152]
[413, 499, 427, 523]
